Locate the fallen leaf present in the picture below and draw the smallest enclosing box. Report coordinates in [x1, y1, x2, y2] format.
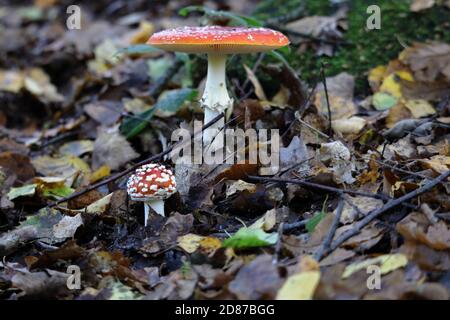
[225, 180, 256, 197]
[401, 42, 450, 82]
[319, 141, 355, 184]
[222, 227, 278, 249]
[404, 99, 435, 118]
[58, 140, 94, 157]
[279, 135, 308, 170]
[314, 72, 357, 120]
[92, 126, 139, 170]
[372, 92, 398, 110]
[332, 116, 366, 134]
[7, 184, 37, 201]
[90, 165, 111, 183]
[228, 255, 283, 299]
[339, 196, 383, 224]
[276, 271, 320, 300]
[420, 155, 450, 174]
[177, 233, 204, 253]
[342, 254, 408, 279]
[52, 213, 83, 239]
[243, 64, 267, 101]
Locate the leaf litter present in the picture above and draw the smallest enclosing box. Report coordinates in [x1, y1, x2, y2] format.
[0, 0, 449, 301]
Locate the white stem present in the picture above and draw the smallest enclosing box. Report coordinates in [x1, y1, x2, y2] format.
[147, 199, 165, 218]
[144, 203, 150, 227]
[201, 54, 231, 145]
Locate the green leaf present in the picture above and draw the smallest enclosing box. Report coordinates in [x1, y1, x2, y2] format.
[373, 92, 398, 111]
[147, 56, 173, 82]
[222, 227, 278, 249]
[120, 88, 197, 138]
[306, 211, 327, 234]
[7, 184, 37, 201]
[42, 185, 74, 200]
[114, 44, 162, 58]
[179, 6, 263, 27]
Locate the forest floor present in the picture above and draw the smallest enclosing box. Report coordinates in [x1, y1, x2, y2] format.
[1, 0, 450, 300]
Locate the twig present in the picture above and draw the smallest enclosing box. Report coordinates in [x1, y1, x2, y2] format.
[280, 80, 318, 140]
[273, 221, 285, 264]
[320, 62, 332, 136]
[248, 175, 387, 200]
[314, 196, 344, 261]
[48, 113, 224, 208]
[283, 219, 308, 232]
[248, 175, 417, 210]
[375, 159, 448, 186]
[322, 170, 450, 259]
[297, 118, 331, 140]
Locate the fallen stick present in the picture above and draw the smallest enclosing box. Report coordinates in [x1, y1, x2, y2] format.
[314, 196, 344, 261]
[248, 175, 391, 201]
[322, 169, 450, 259]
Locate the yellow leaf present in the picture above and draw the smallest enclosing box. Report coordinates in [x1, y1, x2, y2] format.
[129, 21, 155, 44]
[379, 71, 414, 99]
[404, 99, 436, 118]
[421, 155, 450, 174]
[243, 64, 267, 101]
[90, 165, 111, 183]
[199, 236, 222, 253]
[249, 208, 276, 231]
[342, 253, 408, 279]
[177, 234, 204, 253]
[332, 116, 366, 134]
[276, 271, 320, 300]
[85, 193, 113, 214]
[368, 65, 387, 90]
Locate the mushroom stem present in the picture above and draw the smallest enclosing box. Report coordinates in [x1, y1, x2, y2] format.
[202, 54, 231, 145]
[147, 198, 165, 219]
[144, 203, 150, 227]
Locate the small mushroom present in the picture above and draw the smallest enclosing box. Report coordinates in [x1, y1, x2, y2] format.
[126, 163, 177, 226]
[147, 26, 289, 144]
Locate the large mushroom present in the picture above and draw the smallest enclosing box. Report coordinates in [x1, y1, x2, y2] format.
[147, 26, 289, 144]
[127, 163, 176, 226]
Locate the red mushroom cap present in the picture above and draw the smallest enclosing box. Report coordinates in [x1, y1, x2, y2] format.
[127, 164, 176, 201]
[147, 26, 289, 54]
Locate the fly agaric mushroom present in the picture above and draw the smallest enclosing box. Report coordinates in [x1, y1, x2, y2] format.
[147, 26, 289, 144]
[126, 164, 176, 226]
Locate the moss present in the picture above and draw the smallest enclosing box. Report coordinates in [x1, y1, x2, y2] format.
[254, 0, 450, 94]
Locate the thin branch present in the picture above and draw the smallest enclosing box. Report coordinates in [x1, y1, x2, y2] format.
[297, 118, 331, 140]
[314, 196, 344, 261]
[248, 175, 417, 210]
[322, 169, 450, 258]
[248, 175, 387, 200]
[320, 62, 332, 136]
[48, 113, 225, 208]
[280, 80, 318, 140]
[283, 219, 308, 232]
